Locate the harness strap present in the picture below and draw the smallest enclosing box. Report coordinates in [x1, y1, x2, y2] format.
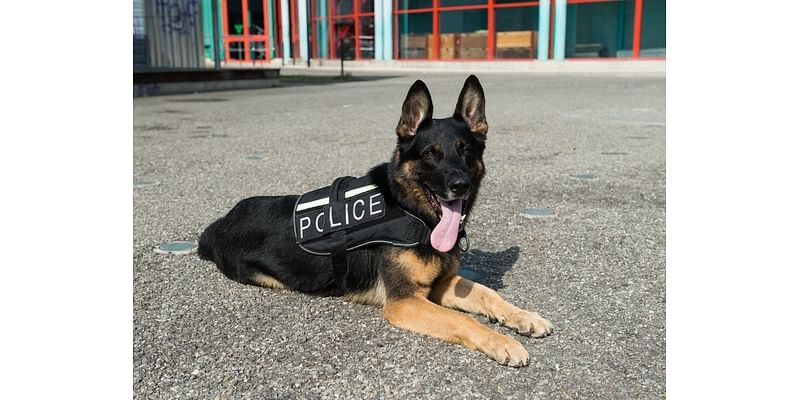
[328, 176, 354, 290]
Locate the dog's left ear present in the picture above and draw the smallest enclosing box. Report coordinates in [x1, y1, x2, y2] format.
[454, 75, 488, 135]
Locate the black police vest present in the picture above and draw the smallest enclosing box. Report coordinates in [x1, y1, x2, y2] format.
[293, 175, 431, 255]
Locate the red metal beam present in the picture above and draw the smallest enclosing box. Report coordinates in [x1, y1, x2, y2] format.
[633, 0, 642, 58]
[394, 9, 399, 59]
[432, 0, 440, 59]
[487, 0, 495, 60]
[221, 0, 230, 62]
[242, 0, 250, 61]
[355, 0, 361, 60]
[494, 2, 539, 9]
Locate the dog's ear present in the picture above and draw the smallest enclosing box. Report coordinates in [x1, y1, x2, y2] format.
[396, 80, 434, 138]
[454, 75, 488, 135]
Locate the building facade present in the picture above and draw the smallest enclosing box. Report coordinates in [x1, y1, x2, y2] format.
[135, 0, 665, 68]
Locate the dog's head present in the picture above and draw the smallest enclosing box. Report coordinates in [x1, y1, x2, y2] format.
[390, 75, 487, 252]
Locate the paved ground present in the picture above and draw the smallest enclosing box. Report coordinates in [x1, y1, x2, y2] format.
[133, 71, 665, 399]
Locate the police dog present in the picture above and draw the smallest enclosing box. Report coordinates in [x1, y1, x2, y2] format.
[198, 75, 553, 366]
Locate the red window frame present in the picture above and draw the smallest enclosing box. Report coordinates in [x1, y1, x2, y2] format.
[221, 0, 273, 63]
[394, 0, 542, 61]
[392, 0, 662, 61]
[564, 0, 663, 60]
[311, 0, 376, 60]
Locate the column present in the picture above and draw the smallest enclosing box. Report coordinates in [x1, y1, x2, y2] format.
[553, 0, 566, 60]
[536, 0, 549, 60]
[281, 0, 291, 60]
[383, 0, 392, 60]
[298, 0, 309, 59]
[375, 0, 384, 60]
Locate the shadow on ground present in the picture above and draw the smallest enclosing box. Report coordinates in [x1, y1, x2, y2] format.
[278, 74, 401, 87]
[459, 246, 520, 290]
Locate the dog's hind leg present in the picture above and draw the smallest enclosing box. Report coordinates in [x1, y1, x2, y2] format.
[428, 275, 554, 338]
[383, 295, 530, 366]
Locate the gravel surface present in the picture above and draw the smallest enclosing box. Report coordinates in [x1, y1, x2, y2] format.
[134, 72, 666, 399]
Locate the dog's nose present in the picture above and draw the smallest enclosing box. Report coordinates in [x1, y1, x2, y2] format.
[448, 178, 470, 196]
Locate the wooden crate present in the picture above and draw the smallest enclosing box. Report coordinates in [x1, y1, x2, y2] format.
[440, 33, 456, 60]
[400, 34, 429, 59]
[495, 31, 538, 59]
[458, 32, 487, 59]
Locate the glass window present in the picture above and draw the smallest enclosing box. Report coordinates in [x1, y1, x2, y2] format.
[359, 17, 375, 58]
[398, 13, 433, 59]
[440, 9, 488, 59]
[250, 41, 267, 59]
[495, 6, 538, 59]
[334, 0, 353, 16]
[440, 0, 486, 7]
[360, 0, 374, 13]
[397, 0, 433, 10]
[248, 0, 265, 35]
[228, 41, 245, 59]
[641, 0, 665, 57]
[226, 0, 244, 35]
[565, 0, 634, 58]
[332, 18, 355, 58]
[495, 0, 534, 3]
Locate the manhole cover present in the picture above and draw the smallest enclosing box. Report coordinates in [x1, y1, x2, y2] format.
[154, 241, 197, 255]
[134, 180, 159, 188]
[523, 208, 555, 218]
[601, 151, 628, 156]
[246, 155, 265, 160]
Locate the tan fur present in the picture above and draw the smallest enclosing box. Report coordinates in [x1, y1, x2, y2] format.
[344, 279, 387, 307]
[395, 249, 443, 289]
[429, 275, 554, 338]
[383, 295, 531, 367]
[474, 160, 485, 180]
[470, 121, 488, 135]
[394, 161, 437, 220]
[250, 272, 286, 290]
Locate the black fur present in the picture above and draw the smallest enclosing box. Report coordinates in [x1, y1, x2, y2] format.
[198, 75, 488, 301]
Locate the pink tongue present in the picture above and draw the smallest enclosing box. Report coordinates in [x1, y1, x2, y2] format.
[431, 199, 462, 252]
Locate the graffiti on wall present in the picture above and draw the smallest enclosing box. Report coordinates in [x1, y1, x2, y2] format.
[154, 0, 200, 35]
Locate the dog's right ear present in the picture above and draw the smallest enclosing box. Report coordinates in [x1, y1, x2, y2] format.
[396, 80, 433, 138]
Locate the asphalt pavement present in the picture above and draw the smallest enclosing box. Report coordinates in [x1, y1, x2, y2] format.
[133, 71, 666, 399]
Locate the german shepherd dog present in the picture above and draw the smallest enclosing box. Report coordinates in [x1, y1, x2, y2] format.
[198, 75, 553, 366]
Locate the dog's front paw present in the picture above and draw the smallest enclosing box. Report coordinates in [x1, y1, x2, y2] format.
[506, 310, 554, 338]
[482, 335, 530, 367]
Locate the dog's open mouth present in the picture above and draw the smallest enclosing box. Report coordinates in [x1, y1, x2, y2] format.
[423, 186, 465, 252]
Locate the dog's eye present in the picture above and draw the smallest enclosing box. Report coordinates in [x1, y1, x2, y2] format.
[463, 146, 471, 156]
[423, 149, 435, 159]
